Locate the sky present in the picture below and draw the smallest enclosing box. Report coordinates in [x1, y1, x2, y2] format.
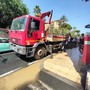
[22, 0, 90, 34]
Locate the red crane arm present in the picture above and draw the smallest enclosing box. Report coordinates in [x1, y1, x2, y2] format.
[38, 10, 53, 24]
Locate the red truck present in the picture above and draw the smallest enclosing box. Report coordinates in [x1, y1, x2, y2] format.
[9, 10, 66, 59]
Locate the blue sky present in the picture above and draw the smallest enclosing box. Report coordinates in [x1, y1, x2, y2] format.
[22, 0, 90, 34]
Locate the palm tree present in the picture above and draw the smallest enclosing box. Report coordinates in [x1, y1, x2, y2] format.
[60, 15, 68, 23]
[59, 15, 68, 35]
[71, 27, 80, 37]
[72, 27, 77, 31]
[33, 5, 41, 16]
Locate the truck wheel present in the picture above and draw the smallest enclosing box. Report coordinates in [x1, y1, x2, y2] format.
[34, 46, 46, 60]
[85, 71, 90, 90]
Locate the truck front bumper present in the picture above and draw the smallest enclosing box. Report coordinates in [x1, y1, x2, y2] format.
[10, 42, 26, 55]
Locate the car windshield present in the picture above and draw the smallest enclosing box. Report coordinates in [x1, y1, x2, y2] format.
[11, 17, 27, 31]
[0, 39, 9, 43]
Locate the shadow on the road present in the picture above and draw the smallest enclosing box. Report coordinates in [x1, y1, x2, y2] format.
[0, 50, 13, 54]
[0, 55, 8, 63]
[15, 49, 62, 63]
[15, 53, 35, 63]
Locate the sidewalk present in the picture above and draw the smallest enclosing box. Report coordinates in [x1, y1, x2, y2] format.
[39, 49, 83, 90]
[44, 52, 81, 84]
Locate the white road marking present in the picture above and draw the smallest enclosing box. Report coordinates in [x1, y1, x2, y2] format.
[28, 61, 39, 65]
[0, 56, 47, 78]
[0, 61, 39, 78]
[0, 67, 21, 78]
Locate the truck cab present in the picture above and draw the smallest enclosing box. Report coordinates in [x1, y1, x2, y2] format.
[10, 15, 45, 56]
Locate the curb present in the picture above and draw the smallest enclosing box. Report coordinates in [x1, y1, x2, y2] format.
[39, 69, 83, 90]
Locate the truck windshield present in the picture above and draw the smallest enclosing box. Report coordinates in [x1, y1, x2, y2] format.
[11, 17, 27, 31]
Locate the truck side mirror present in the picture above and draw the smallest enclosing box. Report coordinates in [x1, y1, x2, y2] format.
[31, 22, 35, 29]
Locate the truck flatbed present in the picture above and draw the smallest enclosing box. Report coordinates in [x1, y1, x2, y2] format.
[46, 35, 66, 42]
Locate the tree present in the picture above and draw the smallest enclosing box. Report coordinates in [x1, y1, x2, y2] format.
[0, 0, 29, 28]
[33, 5, 41, 16]
[0, 28, 9, 38]
[72, 27, 77, 30]
[70, 27, 80, 37]
[60, 15, 68, 23]
[53, 28, 60, 36]
[61, 23, 72, 30]
[58, 15, 72, 35]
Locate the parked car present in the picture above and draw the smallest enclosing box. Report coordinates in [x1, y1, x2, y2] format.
[0, 38, 12, 52]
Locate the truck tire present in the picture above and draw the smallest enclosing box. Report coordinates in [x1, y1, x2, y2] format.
[34, 46, 46, 60]
[85, 70, 90, 90]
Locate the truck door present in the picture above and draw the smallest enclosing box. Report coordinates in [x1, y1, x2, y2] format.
[28, 18, 41, 41]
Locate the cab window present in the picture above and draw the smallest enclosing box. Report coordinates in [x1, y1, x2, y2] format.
[28, 18, 40, 37]
[28, 18, 40, 31]
[33, 19, 40, 30]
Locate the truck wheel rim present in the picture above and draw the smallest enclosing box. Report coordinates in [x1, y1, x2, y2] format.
[37, 49, 43, 56]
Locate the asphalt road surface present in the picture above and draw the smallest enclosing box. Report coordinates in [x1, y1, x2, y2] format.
[0, 51, 35, 77]
[0, 50, 58, 78]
